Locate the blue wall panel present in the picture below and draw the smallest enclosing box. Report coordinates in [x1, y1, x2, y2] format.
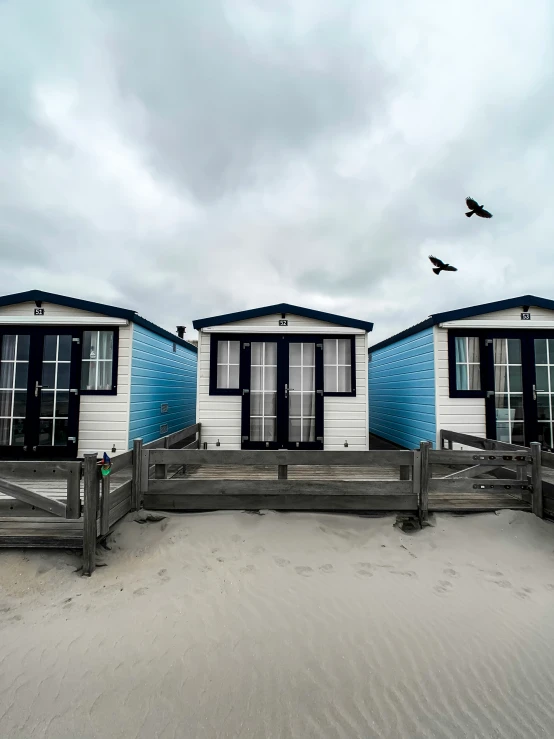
[129, 324, 197, 446]
[368, 327, 436, 449]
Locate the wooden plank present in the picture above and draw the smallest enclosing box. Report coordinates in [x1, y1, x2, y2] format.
[531, 442, 543, 518]
[109, 496, 132, 527]
[0, 477, 66, 517]
[65, 462, 81, 519]
[0, 516, 82, 523]
[165, 423, 200, 447]
[0, 536, 83, 548]
[440, 429, 554, 469]
[148, 449, 414, 467]
[100, 474, 110, 537]
[147, 479, 413, 496]
[82, 454, 99, 577]
[430, 450, 531, 465]
[143, 494, 417, 512]
[131, 438, 143, 511]
[440, 430, 487, 449]
[0, 523, 83, 535]
[0, 461, 75, 478]
[443, 465, 491, 480]
[109, 449, 133, 474]
[429, 478, 530, 493]
[419, 442, 431, 523]
[109, 479, 133, 509]
[0, 500, 58, 517]
[412, 450, 421, 517]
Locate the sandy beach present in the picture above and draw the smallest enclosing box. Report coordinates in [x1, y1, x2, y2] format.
[1, 509, 554, 738]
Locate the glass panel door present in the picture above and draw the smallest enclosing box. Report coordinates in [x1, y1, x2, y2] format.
[533, 338, 554, 450]
[0, 334, 30, 447]
[249, 341, 277, 444]
[38, 334, 73, 448]
[493, 338, 525, 445]
[289, 342, 316, 443]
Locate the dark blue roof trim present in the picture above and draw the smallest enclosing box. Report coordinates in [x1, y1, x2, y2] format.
[368, 295, 554, 353]
[0, 290, 197, 353]
[193, 302, 374, 332]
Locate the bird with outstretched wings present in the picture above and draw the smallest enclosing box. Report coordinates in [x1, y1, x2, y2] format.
[429, 255, 457, 275]
[465, 197, 492, 218]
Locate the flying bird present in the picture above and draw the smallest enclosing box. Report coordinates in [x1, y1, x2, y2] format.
[465, 197, 492, 218]
[429, 255, 458, 275]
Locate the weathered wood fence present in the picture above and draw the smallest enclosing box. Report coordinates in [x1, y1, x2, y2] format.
[440, 429, 548, 518]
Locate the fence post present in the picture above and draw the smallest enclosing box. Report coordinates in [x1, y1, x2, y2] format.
[278, 465, 288, 480]
[155, 436, 168, 480]
[419, 441, 431, 525]
[82, 453, 99, 576]
[530, 442, 543, 518]
[131, 438, 143, 511]
[66, 461, 82, 519]
[100, 473, 111, 537]
[412, 449, 421, 517]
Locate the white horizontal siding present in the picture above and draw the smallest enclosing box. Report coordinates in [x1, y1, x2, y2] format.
[197, 318, 368, 450]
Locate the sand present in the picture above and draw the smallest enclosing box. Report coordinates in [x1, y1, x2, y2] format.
[1, 510, 554, 739]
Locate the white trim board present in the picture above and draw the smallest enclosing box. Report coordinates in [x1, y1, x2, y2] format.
[438, 321, 554, 329]
[202, 326, 364, 334]
[0, 317, 129, 326]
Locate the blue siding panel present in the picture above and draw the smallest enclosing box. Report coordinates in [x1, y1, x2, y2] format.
[129, 324, 197, 446]
[368, 328, 436, 449]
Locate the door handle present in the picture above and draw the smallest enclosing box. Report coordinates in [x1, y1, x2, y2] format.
[533, 384, 537, 401]
[284, 383, 288, 398]
[34, 381, 43, 397]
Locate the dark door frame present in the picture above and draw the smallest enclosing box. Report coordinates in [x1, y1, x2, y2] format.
[239, 333, 325, 450]
[0, 327, 82, 460]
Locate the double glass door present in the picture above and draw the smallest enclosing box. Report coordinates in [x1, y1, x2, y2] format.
[483, 333, 554, 451]
[0, 329, 81, 459]
[241, 337, 324, 449]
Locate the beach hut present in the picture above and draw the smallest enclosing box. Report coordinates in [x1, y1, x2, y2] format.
[192, 303, 373, 450]
[368, 295, 554, 450]
[0, 290, 197, 459]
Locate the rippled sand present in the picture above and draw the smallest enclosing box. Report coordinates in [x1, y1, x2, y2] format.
[1, 510, 554, 738]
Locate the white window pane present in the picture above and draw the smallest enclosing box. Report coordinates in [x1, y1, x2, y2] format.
[265, 342, 277, 365]
[0, 418, 10, 445]
[81, 361, 96, 390]
[324, 368, 337, 392]
[303, 394, 315, 416]
[455, 337, 467, 364]
[228, 341, 240, 364]
[98, 361, 113, 390]
[337, 366, 351, 392]
[97, 332, 114, 360]
[467, 338, 480, 364]
[302, 343, 315, 365]
[228, 364, 239, 388]
[303, 367, 315, 391]
[456, 364, 468, 391]
[1, 336, 16, 361]
[0, 390, 12, 416]
[302, 418, 315, 443]
[251, 393, 263, 415]
[323, 340, 336, 364]
[289, 418, 301, 442]
[289, 393, 302, 416]
[250, 417, 262, 441]
[264, 392, 276, 416]
[264, 366, 277, 391]
[337, 339, 350, 365]
[264, 418, 276, 442]
[289, 344, 301, 366]
[0, 362, 14, 388]
[468, 364, 481, 391]
[217, 341, 229, 364]
[251, 342, 263, 365]
[493, 339, 507, 365]
[217, 364, 228, 389]
[251, 366, 262, 391]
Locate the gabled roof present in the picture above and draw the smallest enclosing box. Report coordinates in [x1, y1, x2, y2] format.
[0, 290, 197, 352]
[369, 295, 554, 353]
[193, 302, 374, 332]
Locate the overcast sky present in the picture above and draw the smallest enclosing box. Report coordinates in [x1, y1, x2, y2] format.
[1, 1, 553, 344]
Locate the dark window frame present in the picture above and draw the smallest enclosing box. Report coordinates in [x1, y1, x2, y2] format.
[322, 335, 357, 397]
[209, 334, 243, 396]
[447, 330, 487, 399]
[79, 327, 119, 396]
